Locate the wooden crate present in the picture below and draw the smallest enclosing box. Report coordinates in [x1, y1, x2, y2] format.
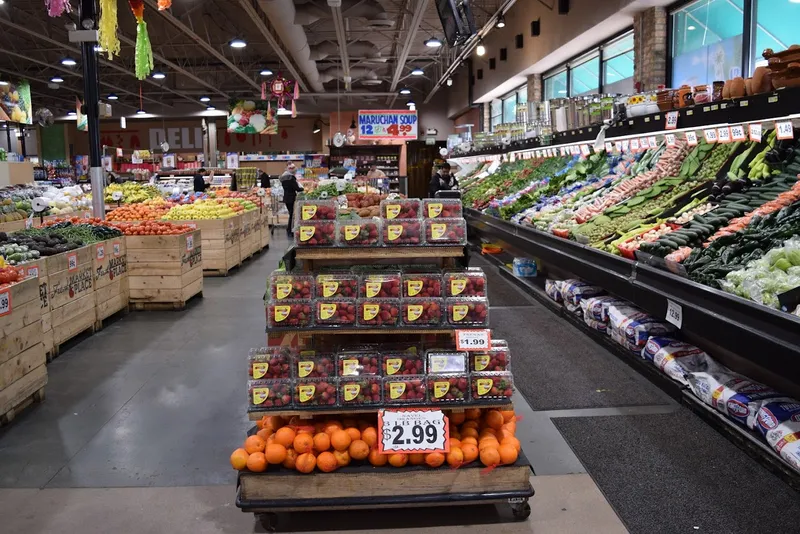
[0, 278, 46, 425]
[258, 208, 270, 250]
[14, 257, 52, 357]
[0, 219, 27, 234]
[126, 230, 204, 309]
[93, 238, 129, 325]
[240, 210, 260, 260]
[47, 246, 96, 353]
[184, 215, 241, 276]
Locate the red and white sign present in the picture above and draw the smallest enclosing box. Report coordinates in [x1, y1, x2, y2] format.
[703, 129, 718, 143]
[776, 120, 794, 140]
[0, 289, 10, 317]
[67, 253, 78, 272]
[685, 131, 698, 146]
[357, 109, 418, 140]
[665, 133, 677, 147]
[113, 242, 121, 256]
[455, 329, 492, 351]
[730, 125, 746, 141]
[648, 136, 658, 148]
[749, 123, 762, 142]
[665, 111, 679, 130]
[378, 408, 449, 454]
[717, 127, 731, 143]
[630, 138, 640, 152]
[580, 144, 590, 156]
[186, 234, 194, 251]
[96, 244, 105, 261]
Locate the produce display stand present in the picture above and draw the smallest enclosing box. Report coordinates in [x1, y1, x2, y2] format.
[92, 238, 129, 329]
[239, 210, 260, 261]
[126, 230, 203, 310]
[184, 215, 242, 276]
[0, 277, 47, 425]
[47, 245, 96, 359]
[15, 257, 52, 357]
[258, 208, 271, 249]
[237, 242, 533, 530]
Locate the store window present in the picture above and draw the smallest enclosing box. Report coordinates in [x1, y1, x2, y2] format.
[603, 32, 634, 95]
[670, 0, 744, 87]
[544, 70, 568, 100]
[752, 0, 800, 70]
[502, 94, 517, 124]
[570, 54, 600, 96]
[490, 99, 502, 131]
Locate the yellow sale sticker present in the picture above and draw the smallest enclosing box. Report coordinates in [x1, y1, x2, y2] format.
[385, 204, 401, 219]
[319, 303, 337, 320]
[427, 202, 443, 218]
[430, 223, 446, 239]
[298, 384, 316, 403]
[343, 384, 361, 401]
[273, 305, 290, 322]
[476, 378, 493, 396]
[363, 303, 379, 320]
[252, 387, 270, 405]
[389, 382, 406, 399]
[385, 358, 402, 375]
[474, 354, 490, 371]
[297, 361, 314, 377]
[299, 226, 315, 241]
[450, 279, 467, 295]
[275, 283, 291, 299]
[434, 381, 450, 399]
[386, 225, 402, 241]
[406, 280, 423, 296]
[406, 304, 423, 322]
[344, 225, 360, 241]
[365, 281, 381, 298]
[301, 205, 317, 220]
[452, 304, 469, 322]
[322, 281, 339, 297]
[342, 359, 359, 376]
[252, 362, 269, 379]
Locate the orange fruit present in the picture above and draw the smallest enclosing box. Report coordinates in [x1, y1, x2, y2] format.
[256, 416, 270, 430]
[499, 444, 518, 465]
[465, 408, 482, 420]
[480, 447, 501, 467]
[293, 433, 314, 454]
[246, 452, 267, 472]
[388, 454, 408, 467]
[450, 438, 462, 450]
[409, 453, 425, 465]
[282, 448, 298, 470]
[447, 447, 464, 467]
[274, 427, 296, 448]
[449, 411, 466, 425]
[324, 421, 343, 435]
[369, 448, 388, 466]
[485, 410, 505, 430]
[230, 448, 249, 470]
[314, 422, 327, 434]
[256, 428, 271, 441]
[462, 436, 478, 445]
[501, 410, 516, 423]
[462, 443, 479, 463]
[497, 429, 514, 441]
[461, 420, 479, 430]
[317, 452, 338, 472]
[480, 428, 498, 438]
[502, 422, 517, 434]
[265, 443, 287, 464]
[265, 434, 276, 446]
[295, 452, 316, 474]
[313, 432, 331, 453]
[345, 427, 361, 442]
[461, 427, 479, 439]
[450, 431, 462, 441]
[348, 440, 370, 461]
[501, 436, 521, 452]
[333, 449, 351, 467]
[342, 418, 358, 429]
[479, 438, 500, 452]
[244, 435, 266, 454]
[361, 427, 378, 448]
[331, 430, 352, 452]
[425, 452, 445, 468]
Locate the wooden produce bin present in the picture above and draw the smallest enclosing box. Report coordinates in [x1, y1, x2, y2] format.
[0, 219, 28, 234]
[0, 277, 47, 424]
[14, 258, 52, 357]
[258, 208, 270, 250]
[239, 210, 260, 260]
[93, 238, 129, 327]
[187, 215, 241, 276]
[47, 246, 96, 353]
[126, 230, 203, 310]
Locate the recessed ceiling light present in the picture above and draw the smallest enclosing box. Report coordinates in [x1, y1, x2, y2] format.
[476, 40, 486, 56]
[411, 67, 424, 76]
[260, 69, 273, 76]
[446, 78, 453, 87]
[558, 90, 566, 94]
[107, 93, 118, 100]
[229, 39, 247, 48]
[136, 109, 146, 115]
[152, 71, 166, 79]
[497, 15, 505, 28]
[61, 57, 77, 66]
[399, 88, 411, 95]
[67, 111, 76, 117]
[207, 106, 216, 111]
[406, 100, 415, 107]
[51, 76, 64, 83]
[200, 96, 211, 102]
[687, 25, 696, 30]
[425, 37, 442, 48]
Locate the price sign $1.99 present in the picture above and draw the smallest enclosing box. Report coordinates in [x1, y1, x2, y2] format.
[378, 408, 449, 454]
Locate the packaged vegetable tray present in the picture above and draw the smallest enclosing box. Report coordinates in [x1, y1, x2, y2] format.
[383, 220, 423, 245]
[337, 351, 380, 376]
[424, 218, 467, 245]
[336, 219, 382, 247]
[248, 378, 293, 409]
[315, 273, 358, 299]
[444, 269, 487, 297]
[359, 272, 401, 298]
[294, 377, 339, 407]
[470, 372, 514, 402]
[383, 375, 427, 403]
[380, 198, 421, 219]
[641, 337, 716, 386]
[468, 346, 510, 373]
[381, 352, 425, 376]
[248, 347, 293, 379]
[269, 272, 314, 300]
[401, 298, 443, 326]
[267, 300, 314, 328]
[446, 297, 489, 327]
[756, 401, 800, 474]
[428, 374, 469, 403]
[401, 272, 442, 298]
[423, 199, 463, 219]
[293, 352, 336, 378]
[339, 377, 382, 406]
[315, 299, 356, 326]
[295, 199, 338, 223]
[295, 220, 336, 246]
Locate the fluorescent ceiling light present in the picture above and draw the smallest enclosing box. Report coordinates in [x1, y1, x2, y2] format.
[313, 127, 321, 133]
[497, 15, 505, 28]
[51, 76, 64, 83]
[136, 109, 146, 115]
[425, 37, 442, 48]
[107, 93, 118, 100]
[200, 96, 211, 102]
[411, 67, 424, 76]
[558, 90, 566, 94]
[476, 41, 486, 56]
[687, 25, 696, 30]
[67, 111, 76, 117]
[0, 81, 8, 86]
[152, 72, 166, 79]
[399, 88, 411, 95]
[207, 106, 216, 110]
[229, 39, 247, 48]
[260, 69, 273, 76]
[61, 57, 77, 66]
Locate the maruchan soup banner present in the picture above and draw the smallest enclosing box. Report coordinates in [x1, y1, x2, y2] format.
[357, 110, 418, 140]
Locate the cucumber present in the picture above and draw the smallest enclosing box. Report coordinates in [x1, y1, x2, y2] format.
[660, 239, 680, 250]
[693, 215, 708, 225]
[725, 193, 748, 201]
[670, 235, 689, 246]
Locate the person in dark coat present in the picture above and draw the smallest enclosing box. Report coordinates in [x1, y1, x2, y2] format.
[279, 163, 303, 236]
[230, 171, 238, 192]
[258, 169, 270, 188]
[193, 168, 209, 193]
[429, 163, 458, 197]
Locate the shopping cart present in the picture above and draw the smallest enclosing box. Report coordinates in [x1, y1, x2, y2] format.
[268, 178, 288, 235]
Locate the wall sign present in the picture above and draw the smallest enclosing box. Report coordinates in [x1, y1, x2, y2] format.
[357, 110, 418, 140]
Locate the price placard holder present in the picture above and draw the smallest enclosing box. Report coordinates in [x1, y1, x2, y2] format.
[776, 120, 794, 140]
[665, 110, 678, 130]
[685, 131, 698, 146]
[455, 329, 492, 351]
[749, 123, 762, 142]
[378, 408, 450, 454]
[730, 125, 746, 142]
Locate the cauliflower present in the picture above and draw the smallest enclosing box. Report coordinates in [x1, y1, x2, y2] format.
[248, 113, 266, 132]
[243, 100, 256, 111]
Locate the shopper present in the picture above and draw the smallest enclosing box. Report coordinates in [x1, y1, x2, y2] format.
[366, 164, 386, 180]
[429, 163, 458, 197]
[258, 169, 270, 188]
[280, 163, 303, 236]
[230, 171, 238, 192]
[193, 168, 209, 193]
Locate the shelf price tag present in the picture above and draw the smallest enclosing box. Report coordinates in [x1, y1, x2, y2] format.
[665, 110, 679, 130]
[580, 144, 590, 156]
[703, 129, 718, 143]
[186, 234, 194, 251]
[378, 408, 449, 454]
[640, 137, 649, 150]
[749, 123, 762, 142]
[0, 289, 10, 317]
[621, 139, 629, 152]
[605, 142, 613, 153]
[685, 131, 698, 146]
[648, 136, 658, 148]
[67, 253, 78, 272]
[665, 299, 683, 329]
[776, 120, 794, 140]
[630, 138, 640, 152]
[96, 244, 105, 261]
[730, 124, 746, 141]
[614, 141, 622, 153]
[717, 127, 731, 143]
[455, 329, 492, 351]
[665, 133, 676, 147]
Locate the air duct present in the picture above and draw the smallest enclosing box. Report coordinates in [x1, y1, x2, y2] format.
[310, 41, 386, 62]
[318, 67, 379, 84]
[294, 0, 392, 26]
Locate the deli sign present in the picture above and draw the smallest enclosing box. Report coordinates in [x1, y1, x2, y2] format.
[358, 110, 418, 140]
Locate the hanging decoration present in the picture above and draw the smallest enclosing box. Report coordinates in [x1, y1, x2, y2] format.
[45, 0, 72, 18]
[268, 73, 300, 118]
[98, 0, 121, 60]
[157, 0, 172, 9]
[128, 0, 153, 80]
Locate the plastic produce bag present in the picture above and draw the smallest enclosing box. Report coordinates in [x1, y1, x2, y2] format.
[545, 279, 563, 302]
[561, 279, 604, 314]
[584, 316, 609, 334]
[755, 400, 800, 474]
[722, 237, 800, 308]
[608, 304, 676, 352]
[580, 295, 628, 323]
[687, 371, 791, 429]
[641, 337, 716, 386]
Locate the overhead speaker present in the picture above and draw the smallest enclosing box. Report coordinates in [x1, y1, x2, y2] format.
[531, 19, 540, 36]
[558, 0, 569, 14]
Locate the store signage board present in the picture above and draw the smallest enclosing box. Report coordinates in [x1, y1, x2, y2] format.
[455, 329, 492, 351]
[718, 127, 731, 143]
[358, 109, 418, 140]
[665, 111, 678, 130]
[685, 131, 698, 146]
[749, 123, 762, 142]
[776, 120, 794, 140]
[378, 408, 449, 454]
[730, 125, 746, 141]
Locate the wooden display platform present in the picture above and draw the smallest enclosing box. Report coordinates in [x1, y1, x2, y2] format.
[239, 210, 260, 261]
[267, 327, 469, 335]
[258, 208, 271, 249]
[295, 246, 465, 260]
[126, 230, 204, 309]
[92, 238, 129, 328]
[47, 245, 96, 360]
[14, 257, 52, 357]
[248, 402, 514, 421]
[182, 216, 242, 276]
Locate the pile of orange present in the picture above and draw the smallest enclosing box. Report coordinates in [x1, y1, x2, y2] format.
[230, 408, 519, 474]
[106, 202, 172, 221]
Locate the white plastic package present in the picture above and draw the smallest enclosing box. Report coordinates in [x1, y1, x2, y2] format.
[608, 304, 676, 352]
[545, 279, 564, 302]
[641, 336, 716, 386]
[561, 279, 604, 314]
[580, 296, 628, 323]
[756, 400, 800, 474]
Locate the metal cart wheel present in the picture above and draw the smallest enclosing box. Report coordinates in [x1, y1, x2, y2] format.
[510, 499, 531, 520]
[257, 512, 278, 532]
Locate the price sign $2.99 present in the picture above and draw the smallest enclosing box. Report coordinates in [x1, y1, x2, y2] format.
[378, 408, 449, 454]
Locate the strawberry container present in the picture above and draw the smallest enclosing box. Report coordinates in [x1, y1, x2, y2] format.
[383, 220, 423, 246]
[470, 372, 514, 402]
[469, 346, 511, 373]
[426, 350, 468, 374]
[295, 220, 337, 247]
[267, 299, 314, 328]
[381, 352, 425, 376]
[295, 199, 338, 223]
[337, 351, 381, 376]
[446, 297, 489, 327]
[248, 378, 293, 409]
[444, 269, 487, 297]
[428, 374, 470, 404]
[401, 298, 443, 326]
[424, 218, 467, 245]
[383, 375, 427, 403]
[339, 377, 382, 406]
[315, 299, 357, 326]
[270, 272, 314, 300]
[423, 199, 463, 219]
[380, 198, 421, 220]
[359, 272, 401, 299]
[294, 377, 339, 407]
[337, 219, 382, 247]
[401, 272, 442, 298]
[315, 273, 359, 299]
[249, 347, 294, 379]
[356, 298, 401, 326]
[293, 352, 336, 378]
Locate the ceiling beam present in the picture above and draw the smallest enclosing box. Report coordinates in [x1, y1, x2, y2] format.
[143, 0, 260, 91]
[387, 0, 429, 106]
[330, 5, 350, 90]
